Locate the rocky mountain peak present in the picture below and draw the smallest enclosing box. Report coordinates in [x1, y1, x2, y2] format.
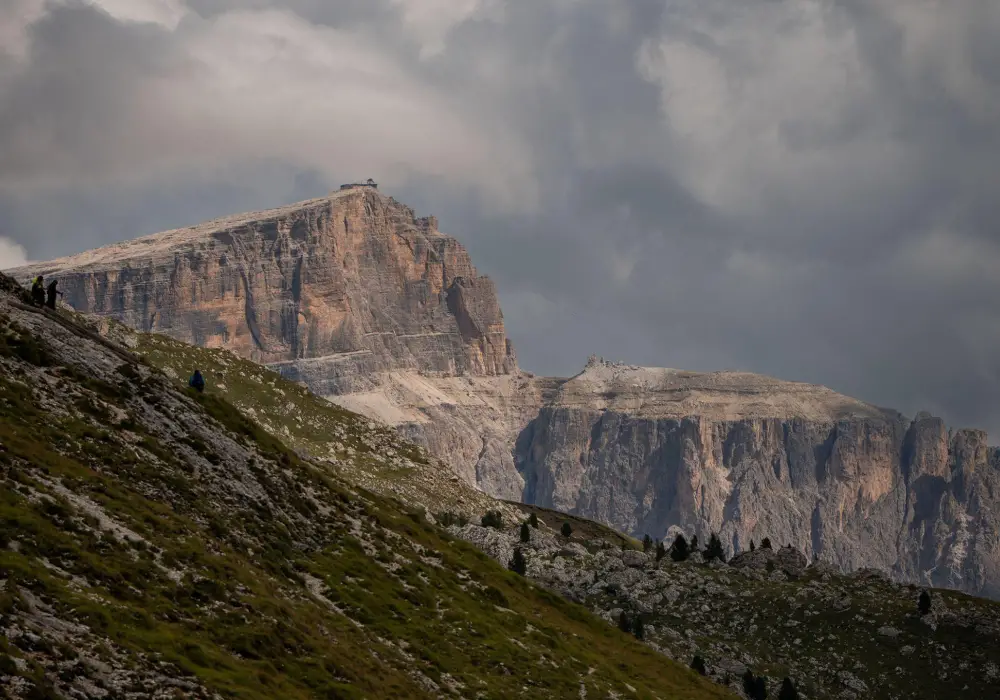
[7, 188, 517, 389]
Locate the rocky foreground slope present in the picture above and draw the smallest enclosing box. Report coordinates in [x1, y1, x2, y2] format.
[0, 274, 726, 699]
[9, 189, 1000, 601]
[454, 511, 1000, 700]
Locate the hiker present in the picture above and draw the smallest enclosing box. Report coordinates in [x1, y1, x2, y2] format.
[45, 279, 62, 310]
[189, 369, 205, 393]
[30, 276, 45, 306]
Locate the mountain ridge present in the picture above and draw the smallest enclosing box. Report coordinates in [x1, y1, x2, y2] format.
[7, 190, 1000, 601]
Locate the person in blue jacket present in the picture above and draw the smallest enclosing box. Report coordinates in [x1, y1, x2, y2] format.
[189, 369, 205, 393]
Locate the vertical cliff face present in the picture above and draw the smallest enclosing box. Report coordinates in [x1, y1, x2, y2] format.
[514, 359, 1000, 599]
[9, 188, 517, 392]
[9, 195, 1000, 600]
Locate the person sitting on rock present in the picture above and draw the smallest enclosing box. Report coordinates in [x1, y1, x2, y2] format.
[189, 369, 206, 393]
[30, 276, 45, 306]
[45, 279, 62, 310]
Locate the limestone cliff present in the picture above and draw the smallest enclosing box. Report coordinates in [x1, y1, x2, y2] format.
[10, 195, 1000, 600]
[9, 188, 516, 390]
[515, 358, 1000, 599]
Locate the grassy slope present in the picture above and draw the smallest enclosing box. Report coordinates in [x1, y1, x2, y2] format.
[0, 303, 731, 699]
[81, 316, 1000, 699]
[118, 323, 503, 518]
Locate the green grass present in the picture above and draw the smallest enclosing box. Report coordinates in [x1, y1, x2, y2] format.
[116, 323, 500, 518]
[0, 305, 732, 699]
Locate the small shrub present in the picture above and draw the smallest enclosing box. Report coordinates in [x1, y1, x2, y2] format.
[642, 534, 653, 552]
[482, 585, 509, 607]
[481, 510, 504, 529]
[690, 655, 707, 676]
[438, 512, 468, 528]
[561, 522, 572, 538]
[632, 614, 644, 640]
[655, 541, 666, 562]
[528, 512, 539, 528]
[778, 677, 799, 700]
[743, 670, 767, 700]
[508, 548, 527, 576]
[617, 611, 631, 634]
[918, 590, 932, 615]
[761, 537, 772, 550]
[703, 533, 726, 563]
[669, 534, 690, 562]
[519, 522, 531, 543]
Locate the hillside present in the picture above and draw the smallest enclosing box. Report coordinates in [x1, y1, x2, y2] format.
[63, 314, 1000, 698]
[0, 275, 728, 699]
[8, 190, 1000, 602]
[453, 515, 1000, 700]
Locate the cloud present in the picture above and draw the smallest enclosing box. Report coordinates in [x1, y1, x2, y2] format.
[0, 237, 28, 268]
[3, 0, 1000, 438]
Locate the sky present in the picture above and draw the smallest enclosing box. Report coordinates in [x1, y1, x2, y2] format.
[2, 0, 1000, 436]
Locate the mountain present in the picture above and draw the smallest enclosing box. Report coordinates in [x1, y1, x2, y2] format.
[0, 272, 727, 699]
[9, 189, 1000, 601]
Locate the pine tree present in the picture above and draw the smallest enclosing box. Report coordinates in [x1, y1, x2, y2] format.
[655, 541, 667, 562]
[642, 534, 653, 552]
[618, 611, 632, 634]
[778, 677, 799, 700]
[508, 548, 527, 576]
[742, 670, 768, 700]
[561, 522, 573, 538]
[750, 539, 756, 552]
[633, 615, 644, 640]
[520, 522, 531, 543]
[528, 512, 539, 528]
[918, 590, 932, 615]
[761, 537, 773, 550]
[703, 532, 726, 562]
[690, 535, 699, 552]
[481, 510, 504, 529]
[669, 534, 690, 562]
[690, 655, 707, 676]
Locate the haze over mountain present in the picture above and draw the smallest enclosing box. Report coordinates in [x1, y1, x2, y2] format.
[3, 0, 1000, 440]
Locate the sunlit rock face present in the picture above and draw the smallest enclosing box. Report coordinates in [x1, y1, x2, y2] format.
[10, 188, 517, 386]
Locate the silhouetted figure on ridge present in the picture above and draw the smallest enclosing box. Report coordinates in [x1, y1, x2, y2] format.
[45, 279, 62, 310]
[189, 369, 206, 393]
[30, 276, 45, 306]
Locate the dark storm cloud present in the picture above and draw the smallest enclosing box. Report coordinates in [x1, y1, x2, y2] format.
[3, 0, 1000, 437]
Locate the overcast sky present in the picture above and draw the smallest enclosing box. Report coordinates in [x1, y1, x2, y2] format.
[2, 0, 1000, 436]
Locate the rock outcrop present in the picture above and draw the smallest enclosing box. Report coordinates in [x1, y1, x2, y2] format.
[9, 188, 516, 390]
[10, 194, 1000, 600]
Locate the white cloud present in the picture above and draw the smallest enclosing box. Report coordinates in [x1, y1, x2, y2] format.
[0, 0, 50, 59]
[85, 0, 189, 29]
[636, 0, 893, 214]
[389, 0, 497, 58]
[0, 236, 29, 269]
[0, 4, 536, 210]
